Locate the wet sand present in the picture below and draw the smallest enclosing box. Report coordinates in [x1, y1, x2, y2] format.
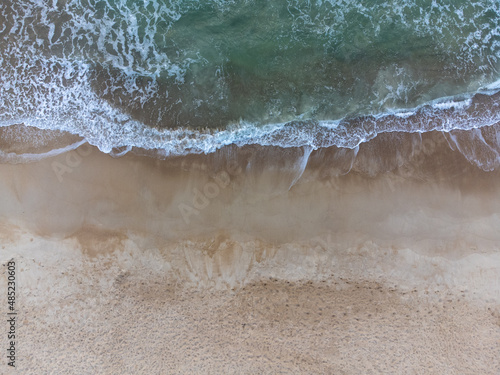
[0, 129, 500, 374]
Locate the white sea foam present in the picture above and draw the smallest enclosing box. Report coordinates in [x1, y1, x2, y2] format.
[483, 79, 500, 91]
[431, 99, 472, 110]
[393, 111, 415, 119]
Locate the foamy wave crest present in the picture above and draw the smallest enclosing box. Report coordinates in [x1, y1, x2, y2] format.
[2, 75, 500, 161]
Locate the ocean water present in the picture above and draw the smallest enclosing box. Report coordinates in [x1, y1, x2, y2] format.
[1, 0, 500, 163]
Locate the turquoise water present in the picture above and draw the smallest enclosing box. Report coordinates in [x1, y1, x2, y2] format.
[1, 0, 500, 153]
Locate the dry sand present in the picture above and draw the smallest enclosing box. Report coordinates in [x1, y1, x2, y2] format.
[0, 130, 499, 374]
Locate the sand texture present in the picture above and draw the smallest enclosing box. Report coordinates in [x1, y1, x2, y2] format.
[0, 130, 500, 374]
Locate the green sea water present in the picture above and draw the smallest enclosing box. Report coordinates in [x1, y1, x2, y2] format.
[85, 0, 500, 128]
[1, 0, 500, 152]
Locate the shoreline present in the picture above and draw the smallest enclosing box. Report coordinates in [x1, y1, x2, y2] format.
[2, 88, 500, 159]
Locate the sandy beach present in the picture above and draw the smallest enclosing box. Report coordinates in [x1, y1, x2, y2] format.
[0, 128, 499, 374]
